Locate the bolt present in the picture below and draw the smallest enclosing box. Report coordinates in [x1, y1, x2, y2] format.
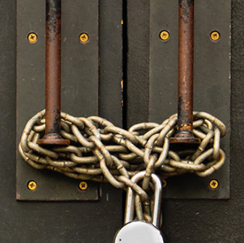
[210, 31, 220, 41]
[162, 180, 167, 188]
[209, 179, 219, 190]
[79, 181, 88, 191]
[27, 181, 37, 191]
[160, 30, 170, 41]
[79, 33, 89, 44]
[28, 33, 38, 44]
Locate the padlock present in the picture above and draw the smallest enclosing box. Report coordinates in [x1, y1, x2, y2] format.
[114, 171, 164, 243]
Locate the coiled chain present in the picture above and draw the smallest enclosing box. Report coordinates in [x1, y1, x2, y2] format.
[19, 109, 226, 189]
[19, 110, 226, 222]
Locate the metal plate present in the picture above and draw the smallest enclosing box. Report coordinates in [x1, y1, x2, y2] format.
[149, 0, 231, 198]
[16, 0, 99, 200]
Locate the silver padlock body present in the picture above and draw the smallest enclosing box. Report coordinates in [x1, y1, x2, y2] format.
[114, 221, 164, 243]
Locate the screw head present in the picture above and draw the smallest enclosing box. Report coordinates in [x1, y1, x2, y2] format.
[160, 30, 170, 41]
[79, 181, 88, 191]
[79, 33, 89, 44]
[209, 179, 219, 190]
[210, 31, 220, 41]
[27, 33, 38, 44]
[27, 181, 37, 191]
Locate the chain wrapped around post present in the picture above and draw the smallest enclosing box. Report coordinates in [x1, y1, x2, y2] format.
[19, 110, 226, 222]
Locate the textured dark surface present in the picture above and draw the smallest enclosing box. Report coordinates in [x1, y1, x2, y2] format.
[1, 0, 123, 242]
[126, 0, 244, 242]
[16, 0, 99, 200]
[149, 0, 231, 199]
[0, 0, 244, 242]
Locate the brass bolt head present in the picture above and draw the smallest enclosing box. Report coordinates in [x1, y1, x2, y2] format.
[28, 33, 38, 44]
[27, 181, 37, 191]
[79, 33, 89, 44]
[79, 181, 88, 191]
[209, 179, 219, 190]
[210, 31, 220, 41]
[160, 30, 170, 41]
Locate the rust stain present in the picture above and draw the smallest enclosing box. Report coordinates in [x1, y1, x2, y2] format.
[38, 0, 69, 146]
[170, 0, 200, 145]
[45, 0, 62, 136]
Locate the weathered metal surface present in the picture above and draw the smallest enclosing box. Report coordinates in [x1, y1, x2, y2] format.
[170, 0, 200, 145]
[150, 0, 231, 198]
[38, 0, 70, 146]
[3, 0, 125, 241]
[19, 110, 226, 186]
[16, 0, 99, 200]
[1, 0, 244, 242]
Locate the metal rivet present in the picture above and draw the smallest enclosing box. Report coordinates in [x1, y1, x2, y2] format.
[27, 181, 37, 191]
[162, 180, 167, 188]
[209, 179, 219, 189]
[79, 181, 88, 191]
[160, 30, 170, 41]
[210, 31, 220, 41]
[27, 33, 38, 44]
[79, 33, 89, 44]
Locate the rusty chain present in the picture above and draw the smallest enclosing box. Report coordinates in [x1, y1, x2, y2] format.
[19, 109, 226, 222]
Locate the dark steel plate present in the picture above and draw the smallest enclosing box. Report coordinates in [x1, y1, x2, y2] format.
[149, 0, 231, 199]
[16, 0, 99, 200]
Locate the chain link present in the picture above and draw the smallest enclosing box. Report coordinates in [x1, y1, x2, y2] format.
[19, 109, 226, 222]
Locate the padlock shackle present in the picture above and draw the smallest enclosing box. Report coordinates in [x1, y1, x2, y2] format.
[124, 171, 162, 228]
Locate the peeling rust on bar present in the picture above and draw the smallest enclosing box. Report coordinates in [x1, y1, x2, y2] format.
[38, 0, 70, 146]
[170, 0, 200, 145]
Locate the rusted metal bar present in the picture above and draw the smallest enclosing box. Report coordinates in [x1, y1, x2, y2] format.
[170, 0, 200, 145]
[38, 0, 70, 146]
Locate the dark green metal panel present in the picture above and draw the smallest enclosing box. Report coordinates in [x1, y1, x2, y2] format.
[16, 0, 99, 200]
[149, 0, 231, 198]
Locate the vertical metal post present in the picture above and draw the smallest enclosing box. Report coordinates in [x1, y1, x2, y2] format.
[38, 0, 69, 146]
[170, 0, 200, 145]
